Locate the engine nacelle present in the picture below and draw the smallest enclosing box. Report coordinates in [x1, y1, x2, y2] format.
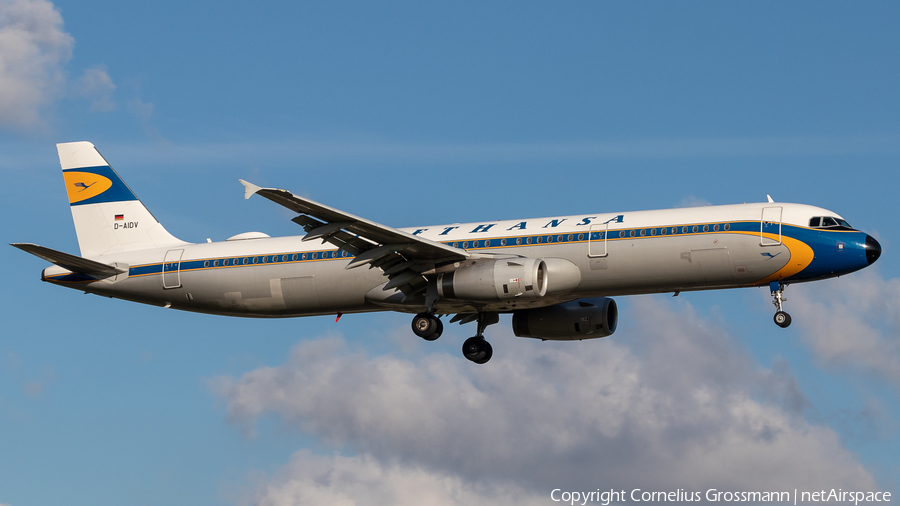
[512, 297, 618, 341]
[437, 258, 548, 301]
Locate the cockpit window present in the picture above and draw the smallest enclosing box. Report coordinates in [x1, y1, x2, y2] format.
[810, 216, 854, 230]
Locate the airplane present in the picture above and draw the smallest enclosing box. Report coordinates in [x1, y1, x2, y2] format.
[12, 141, 882, 364]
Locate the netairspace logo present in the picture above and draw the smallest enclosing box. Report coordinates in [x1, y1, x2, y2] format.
[550, 488, 892, 506]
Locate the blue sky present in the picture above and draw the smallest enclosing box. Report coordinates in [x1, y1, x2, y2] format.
[1, 1, 899, 505]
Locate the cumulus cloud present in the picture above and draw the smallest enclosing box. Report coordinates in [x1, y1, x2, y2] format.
[74, 64, 116, 111]
[213, 297, 876, 504]
[0, 0, 73, 129]
[789, 270, 900, 386]
[248, 451, 544, 506]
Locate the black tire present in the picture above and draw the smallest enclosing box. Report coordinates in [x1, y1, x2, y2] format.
[774, 311, 792, 328]
[433, 318, 443, 339]
[412, 313, 441, 340]
[462, 336, 486, 362]
[473, 341, 493, 364]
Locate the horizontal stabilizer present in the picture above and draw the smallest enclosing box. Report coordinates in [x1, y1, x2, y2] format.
[11, 243, 126, 277]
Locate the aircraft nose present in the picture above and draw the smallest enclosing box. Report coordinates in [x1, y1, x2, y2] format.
[865, 235, 881, 265]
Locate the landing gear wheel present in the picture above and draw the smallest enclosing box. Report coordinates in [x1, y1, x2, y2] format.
[411, 312, 442, 341]
[474, 341, 492, 364]
[774, 311, 792, 328]
[462, 337, 492, 364]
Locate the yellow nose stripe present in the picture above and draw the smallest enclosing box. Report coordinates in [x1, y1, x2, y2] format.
[63, 171, 113, 204]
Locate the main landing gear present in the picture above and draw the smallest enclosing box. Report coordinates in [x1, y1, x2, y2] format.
[410, 311, 498, 364]
[462, 312, 499, 364]
[770, 282, 792, 328]
[411, 312, 443, 341]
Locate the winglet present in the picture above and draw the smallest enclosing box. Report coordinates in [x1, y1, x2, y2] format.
[766, 194, 775, 203]
[239, 179, 262, 200]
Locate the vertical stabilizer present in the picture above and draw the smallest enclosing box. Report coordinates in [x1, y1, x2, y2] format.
[58, 141, 187, 258]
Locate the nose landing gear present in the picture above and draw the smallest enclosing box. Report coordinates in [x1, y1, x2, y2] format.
[770, 282, 792, 328]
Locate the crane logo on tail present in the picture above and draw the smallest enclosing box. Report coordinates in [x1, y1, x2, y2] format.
[62, 171, 114, 204]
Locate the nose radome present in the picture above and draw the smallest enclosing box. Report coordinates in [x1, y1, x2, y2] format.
[865, 235, 881, 265]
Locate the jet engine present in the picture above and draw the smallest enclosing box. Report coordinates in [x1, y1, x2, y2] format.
[437, 258, 548, 301]
[512, 297, 618, 340]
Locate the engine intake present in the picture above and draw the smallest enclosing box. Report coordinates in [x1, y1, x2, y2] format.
[512, 297, 618, 340]
[437, 258, 547, 301]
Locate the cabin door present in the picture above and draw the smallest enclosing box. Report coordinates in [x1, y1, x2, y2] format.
[588, 223, 609, 257]
[162, 249, 184, 289]
[760, 207, 783, 246]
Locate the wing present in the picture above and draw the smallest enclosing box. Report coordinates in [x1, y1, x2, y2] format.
[240, 180, 470, 297]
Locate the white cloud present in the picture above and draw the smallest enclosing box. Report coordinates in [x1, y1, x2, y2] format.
[789, 270, 900, 386]
[0, 0, 73, 130]
[248, 451, 544, 506]
[213, 297, 876, 504]
[678, 196, 712, 208]
[74, 64, 116, 111]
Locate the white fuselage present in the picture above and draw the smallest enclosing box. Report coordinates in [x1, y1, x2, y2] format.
[43, 201, 874, 318]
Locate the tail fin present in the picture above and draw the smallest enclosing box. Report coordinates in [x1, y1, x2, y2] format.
[58, 141, 187, 258]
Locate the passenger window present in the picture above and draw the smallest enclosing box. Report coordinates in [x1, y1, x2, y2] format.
[692, 225, 699, 233]
[724, 224, 730, 231]
[516, 238, 522, 245]
[526, 237, 532, 244]
[536, 236, 542, 244]
[630, 230, 636, 237]
[640, 229, 646, 237]
[713, 224, 719, 232]
[501, 239, 507, 246]
[204, 260, 209, 267]
[703, 225, 709, 232]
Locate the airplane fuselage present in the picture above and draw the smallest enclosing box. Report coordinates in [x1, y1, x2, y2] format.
[42, 202, 876, 318]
